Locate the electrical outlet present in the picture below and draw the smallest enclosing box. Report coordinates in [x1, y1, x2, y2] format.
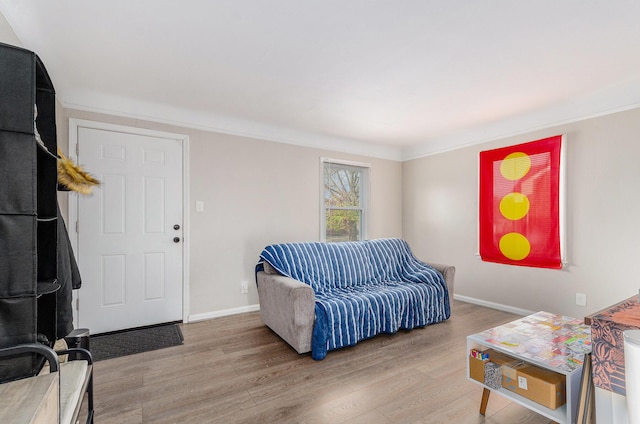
[576, 293, 587, 307]
[241, 281, 249, 294]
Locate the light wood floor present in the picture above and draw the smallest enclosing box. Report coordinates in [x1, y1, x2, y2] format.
[86, 301, 555, 423]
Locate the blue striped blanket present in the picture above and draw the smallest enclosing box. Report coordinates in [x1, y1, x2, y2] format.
[258, 238, 450, 360]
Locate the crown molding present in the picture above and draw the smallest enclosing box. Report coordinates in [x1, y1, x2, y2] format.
[60, 92, 403, 162]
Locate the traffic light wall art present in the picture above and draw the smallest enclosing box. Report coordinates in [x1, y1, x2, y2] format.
[479, 135, 563, 269]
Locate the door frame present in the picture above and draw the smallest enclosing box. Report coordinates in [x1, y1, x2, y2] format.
[67, 118, 191, 327]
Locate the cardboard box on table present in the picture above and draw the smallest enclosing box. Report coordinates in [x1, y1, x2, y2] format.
[469, 349, 566, 410]
[502, 361, 566, 410]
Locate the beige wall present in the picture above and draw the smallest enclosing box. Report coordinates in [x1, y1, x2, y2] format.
[0, 12, 21, 46]
[63, 109, 402, 318]
[403, 107, 640, 318]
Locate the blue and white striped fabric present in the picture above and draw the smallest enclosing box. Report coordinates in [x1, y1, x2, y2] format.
[259, 238, 450, 360]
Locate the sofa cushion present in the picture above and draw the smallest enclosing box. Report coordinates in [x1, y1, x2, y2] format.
[260, 240, 378, 291]
[314, 279, 447, 346]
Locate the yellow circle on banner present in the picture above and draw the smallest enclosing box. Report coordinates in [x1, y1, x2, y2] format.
[499, 192, 530, 220]
[500, 152, 531, 180]
[499, 232, 531, 260]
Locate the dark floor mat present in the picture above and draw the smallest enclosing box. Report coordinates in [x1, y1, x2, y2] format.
[90, 323, 183, 361]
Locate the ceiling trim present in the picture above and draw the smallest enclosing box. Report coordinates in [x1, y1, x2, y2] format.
[60, 93, 404, 162]
[402, 95, 640, 161]
[64, 91, 640, 164]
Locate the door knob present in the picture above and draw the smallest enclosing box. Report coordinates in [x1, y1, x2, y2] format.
[173, 224, 180, 230]
[173, 237, 181, 243]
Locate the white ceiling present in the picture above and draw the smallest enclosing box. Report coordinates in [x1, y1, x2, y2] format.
[2, 1, 640, 160]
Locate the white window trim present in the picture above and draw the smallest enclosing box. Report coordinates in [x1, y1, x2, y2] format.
[320, 157, 371, 242]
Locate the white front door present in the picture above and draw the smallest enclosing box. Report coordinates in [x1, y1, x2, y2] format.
[73, 123, 184, 334]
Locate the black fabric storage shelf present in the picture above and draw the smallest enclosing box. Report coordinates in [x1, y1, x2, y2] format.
[36, 218, 57, 282]
[0, 132, 36, 215]
[0, 43, 36, 134]
[0, 296, 38, 382]
[0, 297, 36, 343]
[0, 42, 59, 383]
[36, 146, 57, 218]
[0, 215, 36, 297]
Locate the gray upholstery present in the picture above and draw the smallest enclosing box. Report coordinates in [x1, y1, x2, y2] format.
[257, 260, 455, 354]
[428, 262, 456, 295]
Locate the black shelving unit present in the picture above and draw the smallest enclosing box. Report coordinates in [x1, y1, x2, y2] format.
[0, 42, 59, 382]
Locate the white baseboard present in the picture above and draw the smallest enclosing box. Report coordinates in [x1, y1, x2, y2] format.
[453, 294, 534, 317]
[187, 296, 531, 323]
[187, 304, 260, 323]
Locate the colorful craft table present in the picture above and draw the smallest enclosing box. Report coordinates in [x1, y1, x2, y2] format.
[467, 311, 591, 424]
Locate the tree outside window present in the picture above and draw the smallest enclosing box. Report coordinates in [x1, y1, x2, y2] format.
[322, 160, 369, 242]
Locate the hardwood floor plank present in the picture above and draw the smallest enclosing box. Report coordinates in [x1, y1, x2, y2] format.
[343, 409, 393, 424]
[412, 395, 493, 424]
[87, 300, 558, 423]
[488, 402, 555, 424]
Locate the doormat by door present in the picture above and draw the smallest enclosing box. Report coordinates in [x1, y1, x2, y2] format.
[89, 323, 183, 361]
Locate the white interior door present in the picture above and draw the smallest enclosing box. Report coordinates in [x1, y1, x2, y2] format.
[74, 125, 184, 334]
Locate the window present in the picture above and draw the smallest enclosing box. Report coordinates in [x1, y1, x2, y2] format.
[321, 158, 370, 242]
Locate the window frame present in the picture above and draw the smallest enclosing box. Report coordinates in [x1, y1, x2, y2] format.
[320, 157, 371, 242]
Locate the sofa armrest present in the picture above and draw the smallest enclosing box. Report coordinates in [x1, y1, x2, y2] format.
[256, 270, 315, 354]
[427, 262, 455, 294]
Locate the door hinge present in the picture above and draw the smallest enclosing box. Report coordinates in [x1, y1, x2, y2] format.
[76, 143, 79, 156]
[76, 220, 79, 233]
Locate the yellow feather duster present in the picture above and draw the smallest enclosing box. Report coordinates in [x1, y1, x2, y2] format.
[57, 148, 101, 195]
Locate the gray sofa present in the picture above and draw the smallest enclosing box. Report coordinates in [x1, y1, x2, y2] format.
[257, 259, 455, 355]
